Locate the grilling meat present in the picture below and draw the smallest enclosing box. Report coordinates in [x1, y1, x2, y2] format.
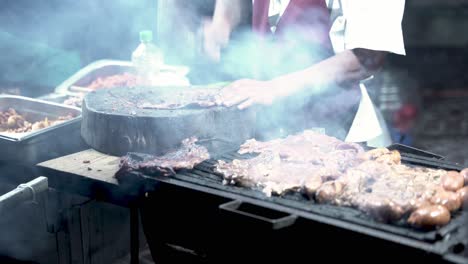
[430, 189, 461, 212]
[239, 131, 364, 164]
[315, 181, 345, 204]
[361, 148, 401, 165]
[217, 131, 364, 196]
[441, 171, 464, 192]
[63, 95, 85, 108]
[216, 152, 323, 197]
[460, 168, 468, 186]
[358, 198, 405, 223]
[0, 108, 74, 133]
[116, 137, 210, 179]
[87, 73, 139, 90]
[237, 131, 364, 176]
[215, 130, 461, 227]
[457, 186, 468, 209]
[324, 161, 448, 222]
[408, 205, 451, 229]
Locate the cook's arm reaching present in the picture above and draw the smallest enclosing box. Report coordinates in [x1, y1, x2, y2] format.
[203, 0, 250, 61]
[217, 48, 386, 109]
[208, 0, 405, 110]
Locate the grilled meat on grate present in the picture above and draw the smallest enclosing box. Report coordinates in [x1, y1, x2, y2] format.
[217, 131, 364, 196]
[215, 130, 467, 228]
[116, 137, 210, 179]
[217, 152, 324, 196]
[319, 161, 448, 222]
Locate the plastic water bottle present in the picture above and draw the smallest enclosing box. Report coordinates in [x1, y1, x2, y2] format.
[131, 30, 164, 85]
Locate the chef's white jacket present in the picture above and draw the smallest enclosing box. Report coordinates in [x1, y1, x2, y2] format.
[265, 0, 407, 146]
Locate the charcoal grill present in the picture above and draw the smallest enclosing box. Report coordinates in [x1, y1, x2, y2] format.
[125, 144, 468, 263]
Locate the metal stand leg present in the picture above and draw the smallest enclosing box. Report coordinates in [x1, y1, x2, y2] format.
[130, 206, 139, 264]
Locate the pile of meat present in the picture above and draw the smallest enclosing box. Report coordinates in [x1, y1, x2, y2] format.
[63, 73, 139, 108]
[0, 108, 74, 133]
[86, 73, 138, 90]
[63, 95, 84, 108]
[116, 137, 210, 179]
[215, 130, 468, 228]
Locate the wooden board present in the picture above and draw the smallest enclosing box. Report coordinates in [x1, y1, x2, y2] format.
[38, 149, 121, 185]
[81, 86, 257, 156]
[37, 149, 144, 206]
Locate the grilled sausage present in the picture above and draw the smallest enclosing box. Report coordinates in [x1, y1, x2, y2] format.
[361, 199, 405, 222]
[315, 181, 344, 204]
[408, 197, 431, 212]
[441, 171, 465, 192]
[457, 186, 468, 209]
[461, 168, 468, 186]
[430, 189, 461, 212]
[408, 205, 451, 228]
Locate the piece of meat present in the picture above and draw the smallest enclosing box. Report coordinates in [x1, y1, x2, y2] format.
[408, 205, 451, 228]
[215, 130, 454, 226]
[216, 152, 323, 197]
[63, 95, 84, 107]
[238, 131, 364, 175]
[116, 137, 210, 179]
[315, 181, 345, 204]
[239, 131, 364, 157]
[0, 108, 74, 133]
[457, 186, 468, 209]
[441, 171, 465, 192]
[329, 161, 446, 222]
[430, 189, 461, 212]
[361, 148, 401, 165]
[87, 73, 138, 90]
[357, 197, 405, 223]
[460, 168, 468, 186]
[217, 131, 367, 197]
[408, 197, 432, 212]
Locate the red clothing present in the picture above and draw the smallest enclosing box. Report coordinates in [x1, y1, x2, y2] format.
[252, 0, 333, 52]
[249, 0, 359, 140]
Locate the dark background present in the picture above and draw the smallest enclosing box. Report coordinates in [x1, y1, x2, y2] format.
[0, 0, 156, 96]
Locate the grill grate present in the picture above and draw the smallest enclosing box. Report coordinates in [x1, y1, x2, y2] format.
[132, 142, 466, 244]
[179, 156, 464, 243]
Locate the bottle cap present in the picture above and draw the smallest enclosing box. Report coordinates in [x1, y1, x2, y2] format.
[139, 30, 153, 42]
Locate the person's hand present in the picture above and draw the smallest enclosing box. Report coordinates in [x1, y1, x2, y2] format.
[216, 79, 294, 110]
[202, 18, 231, 62]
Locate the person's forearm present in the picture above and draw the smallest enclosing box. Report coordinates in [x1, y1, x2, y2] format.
[273, 49, 386, 94]
[212, 0, 250, 32]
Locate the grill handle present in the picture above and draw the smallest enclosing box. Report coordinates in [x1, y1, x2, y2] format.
[0, 176, 48, 213]
[219, 200, 297, 230]
[387, 143, 444, 159]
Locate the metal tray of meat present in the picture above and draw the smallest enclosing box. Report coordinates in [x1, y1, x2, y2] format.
[0, 95, 87, 164]
[38, 60, 134, 107]
[54, 59, 190, 96]
[54, 59, 134, 96]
